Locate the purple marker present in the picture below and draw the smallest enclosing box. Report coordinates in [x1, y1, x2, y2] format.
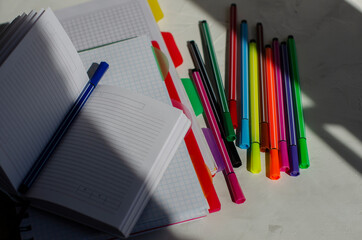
[280, 43, 300, 176]
[272, 38, 289, 172]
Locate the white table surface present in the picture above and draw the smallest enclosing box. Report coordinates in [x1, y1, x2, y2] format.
[1, 0, 362, 239]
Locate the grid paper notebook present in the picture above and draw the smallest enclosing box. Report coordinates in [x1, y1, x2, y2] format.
[20, 36, 209, 240]
[56, 0, 216, 174]
[80, 36, 209, 232]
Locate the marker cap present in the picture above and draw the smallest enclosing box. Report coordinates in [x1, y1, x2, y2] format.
[228, 100, 238, 129]
[226, 141, 242, 168]
[223, 112, 236, 141]
[279, 141, 289, 172]
[269, 149, 280, 180]
[250, 142, 261, 173]
[238, 119, 250, 149]
[288, 145, 300, 176]
[260, 122, 270, 152]
[224, 172, 246, 204]
[297, 138, 310, 169]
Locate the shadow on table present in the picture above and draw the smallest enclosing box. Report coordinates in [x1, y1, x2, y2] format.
[190, 0, 362, 174]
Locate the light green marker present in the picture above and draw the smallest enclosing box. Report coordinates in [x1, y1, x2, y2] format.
[287, 36, 310, 169]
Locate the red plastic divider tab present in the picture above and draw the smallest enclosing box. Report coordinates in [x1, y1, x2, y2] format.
[152, 41, 220, 213]
[161, 32, 183, 68]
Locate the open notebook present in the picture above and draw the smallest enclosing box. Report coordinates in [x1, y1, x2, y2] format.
[55, 0, 216, 173]
[20, 35, 210, 240]
[55, 0, 221, 214]
[0, 8, 191, 238]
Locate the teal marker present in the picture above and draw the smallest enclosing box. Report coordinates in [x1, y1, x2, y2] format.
[238, 20, 250, 149]
[287, 36, 310, 169]
[200, 20, 235, 142]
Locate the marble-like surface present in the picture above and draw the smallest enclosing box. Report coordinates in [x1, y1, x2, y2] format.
[1, 0, 362, 239]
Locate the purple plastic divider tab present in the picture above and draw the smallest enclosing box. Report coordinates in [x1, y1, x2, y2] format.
[202, 128, 225, 172]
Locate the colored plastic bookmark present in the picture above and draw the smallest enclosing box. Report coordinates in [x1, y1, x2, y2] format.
[256, 23, 270, 152]
[287, 36, 310, 169]
[192, 70, 245, 204]
[200, 20, 235, 142]
[272, 38, 289, 172]
[265, 46, 280, 180]
[249, 40, 261, 173]
[280, 42, 300, 176]
[238, 20, 250, 149]
[228, 3, 238, 128]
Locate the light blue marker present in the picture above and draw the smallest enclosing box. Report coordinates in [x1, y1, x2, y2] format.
[238, 20, 250, 149]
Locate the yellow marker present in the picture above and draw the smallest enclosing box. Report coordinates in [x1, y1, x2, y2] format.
[249, 40, 261, 173]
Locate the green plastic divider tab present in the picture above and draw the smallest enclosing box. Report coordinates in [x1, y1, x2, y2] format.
[181, 78, 204, 116]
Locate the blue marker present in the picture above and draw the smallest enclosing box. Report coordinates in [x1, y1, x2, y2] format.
[280, 43, 300, 176]
[238, 20, 250, 149]
[18, 62, 109, 193]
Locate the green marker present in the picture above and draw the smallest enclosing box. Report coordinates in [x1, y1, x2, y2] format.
[200, 20, 235, 142]
[287, 36, 310, 169]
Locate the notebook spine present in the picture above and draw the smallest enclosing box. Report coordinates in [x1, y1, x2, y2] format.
[19, 210, 34, 240]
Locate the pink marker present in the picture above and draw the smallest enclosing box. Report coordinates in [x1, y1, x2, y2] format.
[192, 70, 245, 204]
[272, 38, 289, 172]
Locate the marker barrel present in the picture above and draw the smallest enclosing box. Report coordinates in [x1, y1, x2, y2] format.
[287, 36, 310, 169]
[265, 46, 280, 180]
[256, 22, 270, 152]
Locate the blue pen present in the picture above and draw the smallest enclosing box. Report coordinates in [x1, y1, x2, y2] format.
[238, 20, 250, 149]
[18, 62, 109, 193]
[280, 43, 299, 176]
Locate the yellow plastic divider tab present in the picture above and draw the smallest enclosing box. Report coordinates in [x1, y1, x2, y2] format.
[148, 0, 164, 22]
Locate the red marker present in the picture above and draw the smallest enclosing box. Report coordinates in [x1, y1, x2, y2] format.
[265, 46, 280, 180]
[256, 23, 270, 152]
[228, 3, 238, 128]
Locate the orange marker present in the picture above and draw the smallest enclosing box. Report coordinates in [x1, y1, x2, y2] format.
[265, 46, 280, 180]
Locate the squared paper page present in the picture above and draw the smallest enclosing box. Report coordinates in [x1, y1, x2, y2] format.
[79, 36, 208, 233]
[0, 8, 88, 190]
[27, 85, 189, 236]
[80, 36, 170, 104]
[55, 0, 216, 173]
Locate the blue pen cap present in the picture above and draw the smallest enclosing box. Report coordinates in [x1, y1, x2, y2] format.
[238, 119, 250, 149]
[288, 145, 300, 176]
[90, 61, 109, 86]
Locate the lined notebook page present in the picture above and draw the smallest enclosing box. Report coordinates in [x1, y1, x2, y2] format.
[0, 9, 88, 190]
[79, 36, 209, 232]
[27, 85, 188, 231]
[56, 0, 216, 173]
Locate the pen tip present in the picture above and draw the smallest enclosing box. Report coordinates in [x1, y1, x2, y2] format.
[265, 44, 271, 48]
[231, 3, 236, 7]
[241, 20, 247, 24]
[288, 35, 294, 39]
[250, 39, 256, 43]
[257, 22, 262, 26]
[273, 37, 278, 42]
[200, 20, 207, 24]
